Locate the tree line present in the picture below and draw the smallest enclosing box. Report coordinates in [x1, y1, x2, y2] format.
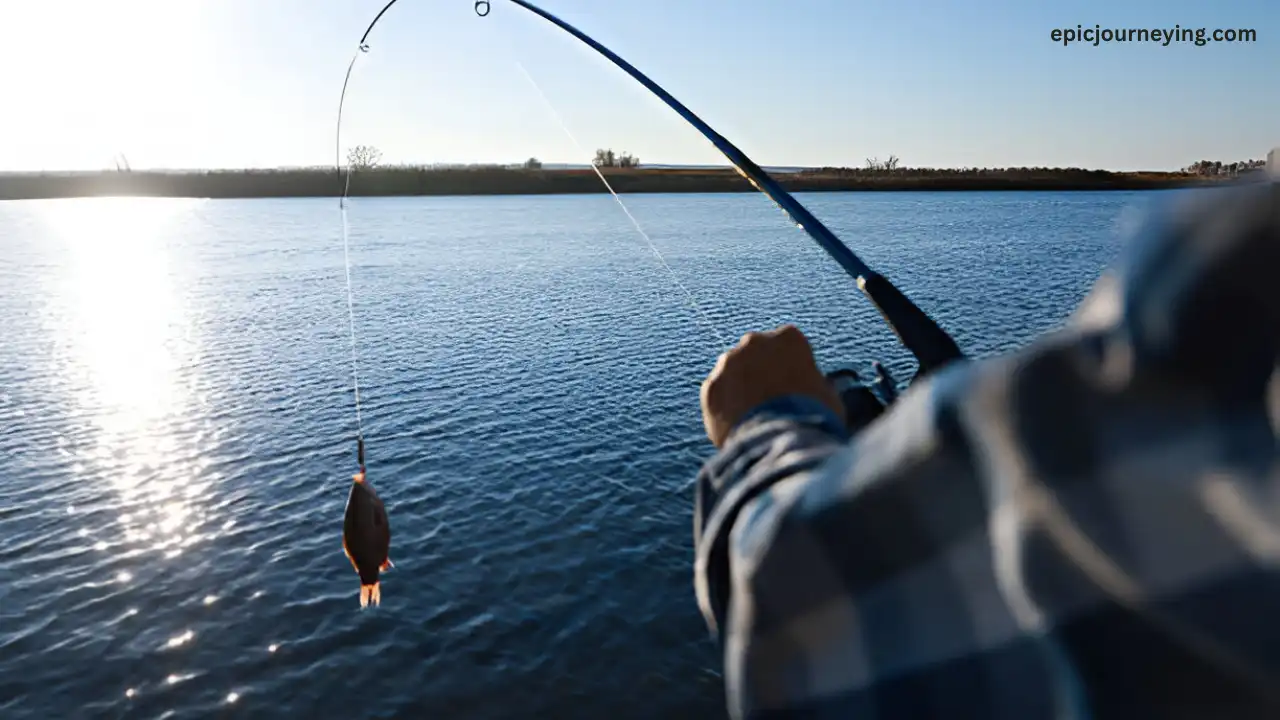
[1, 165, 1215, 201]
[1181, 158, 1267, 177]
[6, 146, 1243, 200]
[347, 145, 639, 171]
[818, 155, 1271, 179]
[347, 144, 1267, 179]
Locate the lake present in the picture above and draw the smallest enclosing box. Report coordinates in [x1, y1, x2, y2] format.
[0, 190, 1156, 718]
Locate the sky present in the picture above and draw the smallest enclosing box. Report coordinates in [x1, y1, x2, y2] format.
[0, 0, 1275, 172]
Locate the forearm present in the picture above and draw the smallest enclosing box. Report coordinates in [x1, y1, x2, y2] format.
[693, 395, 848, 636]
[692, 343, 1280, 720]
[690, 373, 1041, 719]
[689, 179, 1280, 719]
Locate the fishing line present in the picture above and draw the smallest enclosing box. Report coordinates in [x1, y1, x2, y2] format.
[496, 33, 731, 513]
[507, 58, 731, 349]
[336, 43, 370, 468]
[339, 201, 364, 451]
[340, 0, 964, 397]
[336, 1, 731, 371]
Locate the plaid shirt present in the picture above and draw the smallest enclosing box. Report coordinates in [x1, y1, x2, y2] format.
[694, 177, 1280, 719]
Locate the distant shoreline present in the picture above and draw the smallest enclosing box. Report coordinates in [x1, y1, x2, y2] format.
[0, 166, 1227, 201]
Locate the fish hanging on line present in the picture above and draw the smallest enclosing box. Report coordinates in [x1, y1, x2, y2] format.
[342, 467, 392, 607]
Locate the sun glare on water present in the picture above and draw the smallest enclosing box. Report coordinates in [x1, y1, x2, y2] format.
[40, 197, 197, 435]
[37, 197, 223, 588]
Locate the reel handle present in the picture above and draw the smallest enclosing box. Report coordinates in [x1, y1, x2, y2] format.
[826, 362, 901, 435]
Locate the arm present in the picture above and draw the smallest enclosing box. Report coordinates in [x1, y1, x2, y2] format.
[696, 344, 1280, 719]
[693, 178, 1280, 719]
[693, 393, 849, 639]
[695, 361, 1069, 719]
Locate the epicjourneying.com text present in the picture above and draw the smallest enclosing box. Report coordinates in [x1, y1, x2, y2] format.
[1052, 25, 1257, 47]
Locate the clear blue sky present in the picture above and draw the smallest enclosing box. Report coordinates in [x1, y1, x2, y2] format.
[2, 0, 1275, 171]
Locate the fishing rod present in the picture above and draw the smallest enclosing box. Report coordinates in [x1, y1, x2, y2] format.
[345, 0, 965, 423]
[501, 0, 963, 377]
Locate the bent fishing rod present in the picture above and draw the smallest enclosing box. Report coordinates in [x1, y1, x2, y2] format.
[344, 0, 964, 411]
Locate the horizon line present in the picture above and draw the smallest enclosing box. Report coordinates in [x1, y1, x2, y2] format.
[2, 157, 1269, 176]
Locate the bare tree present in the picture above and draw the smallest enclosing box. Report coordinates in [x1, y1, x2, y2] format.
[618, 151, 639, 168]
[347, 145, 383, 170]
[594, 148, 620, 167]
[523, 157, 543, 170]
[884, 154, 901, 171]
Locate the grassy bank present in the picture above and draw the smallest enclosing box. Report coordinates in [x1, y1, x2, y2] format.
[0, 166, 1224, 200]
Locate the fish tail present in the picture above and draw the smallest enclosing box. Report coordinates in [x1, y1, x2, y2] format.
[359, 583, 381, 607]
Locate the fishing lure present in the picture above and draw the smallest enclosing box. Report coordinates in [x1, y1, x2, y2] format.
[334, 113, 391, 606]
[342, 439, 392, 607]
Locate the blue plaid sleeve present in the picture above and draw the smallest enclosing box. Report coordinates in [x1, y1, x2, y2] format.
[693, 176, 1280, 720]
[694, 394, 849, 637]
[695, 367, 1066, 720]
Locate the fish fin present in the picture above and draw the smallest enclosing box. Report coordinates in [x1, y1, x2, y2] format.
[359, 583, 380, 608]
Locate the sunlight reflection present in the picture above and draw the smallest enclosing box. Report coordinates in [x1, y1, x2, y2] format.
[41, 198, 195, 433]
[159, 502, 190, 532]
[165, 629, 195, 649]
[36, 198, 214, 564]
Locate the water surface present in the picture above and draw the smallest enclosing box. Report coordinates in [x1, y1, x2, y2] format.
[0, 191, 1153, 718]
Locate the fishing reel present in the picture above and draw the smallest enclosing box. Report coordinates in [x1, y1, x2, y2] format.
[826, 362, 901, 436]
[821, 271, 967, 435]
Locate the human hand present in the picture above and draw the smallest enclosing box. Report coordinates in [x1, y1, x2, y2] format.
[700, 325, 846, 448]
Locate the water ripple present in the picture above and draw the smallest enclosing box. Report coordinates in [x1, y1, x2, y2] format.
[0, 191, 1149, 718]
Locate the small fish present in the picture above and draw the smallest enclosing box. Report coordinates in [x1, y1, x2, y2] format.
[342, 471, 392, 607]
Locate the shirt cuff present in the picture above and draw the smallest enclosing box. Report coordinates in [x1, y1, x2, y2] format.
[728, 394, 848, 444]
